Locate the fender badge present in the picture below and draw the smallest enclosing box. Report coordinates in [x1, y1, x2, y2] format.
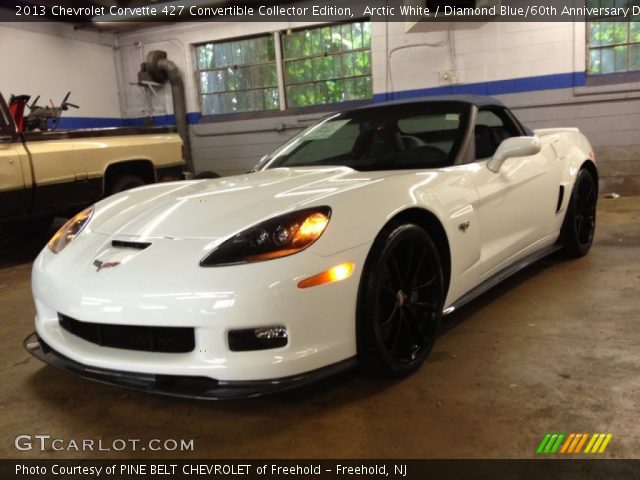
[93, 259, 120, 272]
[459, 221, 471, 233]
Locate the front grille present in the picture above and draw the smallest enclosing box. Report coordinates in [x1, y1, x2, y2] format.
[59, 314, 195, 353]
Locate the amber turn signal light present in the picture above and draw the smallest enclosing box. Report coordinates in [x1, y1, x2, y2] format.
[297, 262, 355, 289]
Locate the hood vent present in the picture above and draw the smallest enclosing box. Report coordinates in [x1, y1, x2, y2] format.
[111, 240, 152, 250]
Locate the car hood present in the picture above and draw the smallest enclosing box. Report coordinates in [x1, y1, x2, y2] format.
[91, 167, 385, 240]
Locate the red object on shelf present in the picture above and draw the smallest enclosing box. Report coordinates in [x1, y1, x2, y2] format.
[8, 95, 30, 133]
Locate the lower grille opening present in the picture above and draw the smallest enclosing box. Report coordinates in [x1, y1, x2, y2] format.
[59, 314, 195, 353]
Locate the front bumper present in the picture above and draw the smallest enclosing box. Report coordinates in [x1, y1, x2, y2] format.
[24, 333, 357, 400]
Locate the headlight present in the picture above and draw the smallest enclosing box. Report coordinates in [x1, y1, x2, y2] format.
[48, 207, 93, 254]
[201, 207, 331, 266]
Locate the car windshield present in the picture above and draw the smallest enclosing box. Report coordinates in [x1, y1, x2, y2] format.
[261, 102, 470, 171]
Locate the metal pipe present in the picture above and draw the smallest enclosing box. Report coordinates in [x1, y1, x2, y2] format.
[142, 50, 194, 174]
[156, 57, 194, 174]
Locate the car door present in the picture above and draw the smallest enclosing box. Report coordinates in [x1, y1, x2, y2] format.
[469, 107, 560, 279]
[0, 96, 29, 220]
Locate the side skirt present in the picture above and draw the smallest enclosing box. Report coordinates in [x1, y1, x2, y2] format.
[443, 244, 562, 316]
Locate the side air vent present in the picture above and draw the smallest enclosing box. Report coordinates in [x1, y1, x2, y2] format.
[112, 240, 151, 250]
[556, 186, 565, 214]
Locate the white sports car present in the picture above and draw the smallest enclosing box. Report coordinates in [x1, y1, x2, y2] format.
[25, 96, 598, 399]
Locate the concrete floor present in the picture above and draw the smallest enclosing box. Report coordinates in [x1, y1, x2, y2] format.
[1, 196, 639, 459]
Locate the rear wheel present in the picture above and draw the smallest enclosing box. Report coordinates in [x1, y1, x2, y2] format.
[357, 223, 444, 377]
[108, 174, 145, 196]
[562, 168, 597, 257]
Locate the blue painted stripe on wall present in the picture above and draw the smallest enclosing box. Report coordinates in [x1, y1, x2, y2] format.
[54, 116, 125, 129]
[373, 72, 586, 102]
[52, 72, 585, 130]
[122, 112, 201, 127]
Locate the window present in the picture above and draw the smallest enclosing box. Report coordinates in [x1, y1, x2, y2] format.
[475, 109, 519, 159]
[196, 35, 279, 115]
[262, 102, 470, 171]
[281, 21, 372, 108]
[587, 2, 640, 74]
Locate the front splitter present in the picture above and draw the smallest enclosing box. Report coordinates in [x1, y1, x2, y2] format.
[24, 332, 357, 400]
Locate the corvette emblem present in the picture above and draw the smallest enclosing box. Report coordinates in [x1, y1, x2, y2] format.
[93, 259, 120, 272]
[459, 220, 471, 233]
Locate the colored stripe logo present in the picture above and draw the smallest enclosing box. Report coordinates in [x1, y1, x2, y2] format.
[537, 433, 612, 454]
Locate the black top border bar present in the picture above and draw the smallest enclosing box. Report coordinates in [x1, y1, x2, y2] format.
[1, 0, 640, 23]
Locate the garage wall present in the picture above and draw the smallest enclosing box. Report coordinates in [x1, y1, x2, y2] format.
[0, 22, 121, 127]
[114, 21, 639, 193]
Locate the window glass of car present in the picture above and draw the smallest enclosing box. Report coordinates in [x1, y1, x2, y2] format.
[263, 102, 470, 171]
[474, 108, 521, 159]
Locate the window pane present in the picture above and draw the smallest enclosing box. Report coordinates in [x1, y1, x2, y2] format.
[282, 21, 372, 108]
[330, 25, 343, 52]
[630, 44, 640, 71]
[320, 26, 332, 53]
[614, 45, 628, 71]
[599, 22, 618, 46]
[341, 23, 353, 50]
[287, 84, 315, 108]
[588, 16, 638, 75]
[196, 34, 279, 114]
[264, 88, 279, 110]
[631, 20, 640, 42]
[589, 22, 602, 47]
[352, 23, 363, 49]
[589, 49, 602, 74]
[363, 22, 372, 48]
[601, 47, 615, 73]
[197, 45, 213, 69]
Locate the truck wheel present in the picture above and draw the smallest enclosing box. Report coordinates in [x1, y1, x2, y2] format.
[6, 216, 54, 237]
[108, 174, 145, 195]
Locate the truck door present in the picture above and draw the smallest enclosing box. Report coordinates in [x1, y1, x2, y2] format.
[0, 96, 29, 220]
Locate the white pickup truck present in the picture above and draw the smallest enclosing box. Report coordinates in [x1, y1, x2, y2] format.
[0, 92, 184, 231]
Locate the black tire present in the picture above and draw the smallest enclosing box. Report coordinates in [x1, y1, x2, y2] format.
[195, 171, 220, 179]
[108, 174, 145, 195]
[561, 168, 597, 258]
[357, 223, 445, 378]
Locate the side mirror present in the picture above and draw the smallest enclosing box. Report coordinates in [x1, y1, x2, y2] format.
[487, 136, 541, 173]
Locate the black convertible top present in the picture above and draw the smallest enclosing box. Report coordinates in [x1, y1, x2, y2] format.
[360, 95, 505, 110]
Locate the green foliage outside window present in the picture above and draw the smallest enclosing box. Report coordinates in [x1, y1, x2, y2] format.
[195, 21, 373, 116]
[282, 22, 373, 108]
[587, 1, 640, 74]
[196, 35, 279, 114]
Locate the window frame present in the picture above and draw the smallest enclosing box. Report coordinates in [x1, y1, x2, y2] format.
[586, 15, 640, 78]
[194, 33, 280, 117]
[280, 20, 373, 109]
[194, 20, 374, 121]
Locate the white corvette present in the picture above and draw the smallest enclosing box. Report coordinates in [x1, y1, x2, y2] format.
[25, 96, 598, 399]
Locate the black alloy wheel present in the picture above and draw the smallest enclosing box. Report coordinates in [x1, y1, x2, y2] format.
[357, 223, 444, 377]
[562, 168, 597, 257]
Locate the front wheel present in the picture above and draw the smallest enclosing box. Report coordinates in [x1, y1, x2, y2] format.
[357, 223, 444, 378]
[561, 168, 597, 257]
